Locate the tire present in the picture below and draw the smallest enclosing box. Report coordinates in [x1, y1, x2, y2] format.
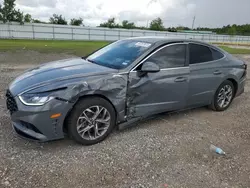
[209, 80, 235, 111]
[66, 97, 116, 145]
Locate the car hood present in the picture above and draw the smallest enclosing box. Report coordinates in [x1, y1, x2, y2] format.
[9, 58, 117, 96]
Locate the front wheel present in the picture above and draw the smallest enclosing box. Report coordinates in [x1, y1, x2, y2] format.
[210, 80, 235, 111]
[67, 97, 116, 145]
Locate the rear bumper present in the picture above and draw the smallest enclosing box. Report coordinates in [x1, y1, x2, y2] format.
[235, 77, 246, 97]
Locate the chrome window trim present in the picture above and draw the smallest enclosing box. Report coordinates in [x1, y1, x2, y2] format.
[188, 42, 226, 65]
[130, 42, 188, 72]
[130, 66, 189, 73]
[160, 67, 189, 71]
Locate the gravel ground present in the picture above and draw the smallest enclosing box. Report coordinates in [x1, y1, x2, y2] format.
[0, 51, 250, 188]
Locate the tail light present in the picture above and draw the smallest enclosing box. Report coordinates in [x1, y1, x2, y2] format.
[241, 62, 247, 78]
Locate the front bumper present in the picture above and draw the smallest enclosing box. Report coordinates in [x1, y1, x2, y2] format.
[8, 95, 74, 142]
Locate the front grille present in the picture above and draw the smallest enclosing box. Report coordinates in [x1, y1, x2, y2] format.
[6, 90, 18, 114]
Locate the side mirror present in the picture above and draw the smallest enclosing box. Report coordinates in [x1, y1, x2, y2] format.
[140, 61, 160, 73]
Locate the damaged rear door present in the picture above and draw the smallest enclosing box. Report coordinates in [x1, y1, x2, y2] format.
[127, 43, 189, 118]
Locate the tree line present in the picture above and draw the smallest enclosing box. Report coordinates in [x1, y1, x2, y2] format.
[99, 17, 250, 36]
[195, 24, 250, 36]
[0, 0, 84, 26]
[1, 0, 250, 36]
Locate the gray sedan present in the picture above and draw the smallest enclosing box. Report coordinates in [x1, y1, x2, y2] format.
[6, 37, 247, 145]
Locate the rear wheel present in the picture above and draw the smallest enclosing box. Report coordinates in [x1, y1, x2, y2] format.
[210, 80, 235, 111]
[67, 97, 116, 145]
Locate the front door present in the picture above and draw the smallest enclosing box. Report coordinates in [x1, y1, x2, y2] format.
[126, 43, 190, 118]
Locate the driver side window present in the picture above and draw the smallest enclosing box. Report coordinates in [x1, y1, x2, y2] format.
[147, 44, 186, 69]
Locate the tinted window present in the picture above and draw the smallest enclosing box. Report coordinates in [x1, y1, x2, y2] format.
[189, 44, 213, 64]
[146, 44, 186, 69]
[87, 40, 152, 69]
[211, 48, 224, 60]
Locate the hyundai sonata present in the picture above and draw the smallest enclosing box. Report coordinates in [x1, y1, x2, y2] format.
[6, 37, 246, 145]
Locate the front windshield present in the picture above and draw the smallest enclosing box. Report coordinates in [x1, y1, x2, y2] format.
[86, 40, 152, 69]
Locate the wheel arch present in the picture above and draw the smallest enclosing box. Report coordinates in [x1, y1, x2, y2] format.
[226, 78, 238, 97]
[209, 77, 238, 111]
[63, 94, 118, 134]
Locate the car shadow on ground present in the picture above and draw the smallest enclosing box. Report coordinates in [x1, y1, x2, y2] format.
[2, 107, 209, 150]
[118, 107, 210, 133]
[3, 97, 243, 151]
[3, 107, 215, 150]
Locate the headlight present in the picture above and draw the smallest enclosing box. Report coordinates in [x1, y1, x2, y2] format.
[19, 93, 54, 106]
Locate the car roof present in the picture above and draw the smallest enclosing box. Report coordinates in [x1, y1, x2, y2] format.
[126, 36, 224, 53]
[127, 36, 211, 45]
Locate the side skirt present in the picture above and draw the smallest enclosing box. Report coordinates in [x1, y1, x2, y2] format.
[118, 104, 208, 130]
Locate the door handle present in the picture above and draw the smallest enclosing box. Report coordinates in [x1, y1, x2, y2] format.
[175, 77, 187, 82]
[213, 70, 222, 75]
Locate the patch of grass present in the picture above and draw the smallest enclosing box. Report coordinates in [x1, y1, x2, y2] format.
[0, 39, 109, 56]
[219, 46, 250, 54]
[0, 39, 250, 56]
[213, 42, 250, 47]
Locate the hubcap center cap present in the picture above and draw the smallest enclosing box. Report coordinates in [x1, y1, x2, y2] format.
[89, 119, 97, 127]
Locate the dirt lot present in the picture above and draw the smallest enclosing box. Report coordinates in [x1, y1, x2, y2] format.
[0, 51, 250, 188]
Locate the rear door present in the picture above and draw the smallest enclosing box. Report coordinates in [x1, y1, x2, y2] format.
[127, 43, 190, 118]
[187, 43, 225, 107]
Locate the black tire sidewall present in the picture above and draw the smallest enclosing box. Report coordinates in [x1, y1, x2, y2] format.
[213, 80, 235, 111]
[67, 97, 116, 145]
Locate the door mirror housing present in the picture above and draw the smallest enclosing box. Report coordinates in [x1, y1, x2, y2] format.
[140, 61, 160, 73]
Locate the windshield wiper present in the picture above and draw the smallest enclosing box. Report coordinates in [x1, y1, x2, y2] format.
[86, 59, 118, 69]
[86, 59, 98, 64]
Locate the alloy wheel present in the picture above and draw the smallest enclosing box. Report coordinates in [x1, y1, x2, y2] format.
[217, 84, 233, 108]
[76, 105, 111, 140]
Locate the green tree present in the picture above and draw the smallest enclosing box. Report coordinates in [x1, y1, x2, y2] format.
[70, 17, 83, 26]
[149, 17, 165, 31]
[49, 14, 67, 25]
[24, 13, 32, 22]
[32, 19, 46, 23]
[122, 20, 135, 29]
[0, 0, 15, 23]
[13, 9, 24, 24]
[176, 26, 191, 31]
[195, 24, 250, 36]
[167, 27, 177, 32]
[0, 0, 24, 24]
[99, 17, 119, 28]
[228, 25, 237, 36]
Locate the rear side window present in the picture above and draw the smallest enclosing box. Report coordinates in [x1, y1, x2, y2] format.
[189, 44, 213, 64]
[211, 48, 224, 60]
[146, 44, 186, 69]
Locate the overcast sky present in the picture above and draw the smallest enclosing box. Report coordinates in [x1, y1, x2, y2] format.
[4, 0, 250, 27]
